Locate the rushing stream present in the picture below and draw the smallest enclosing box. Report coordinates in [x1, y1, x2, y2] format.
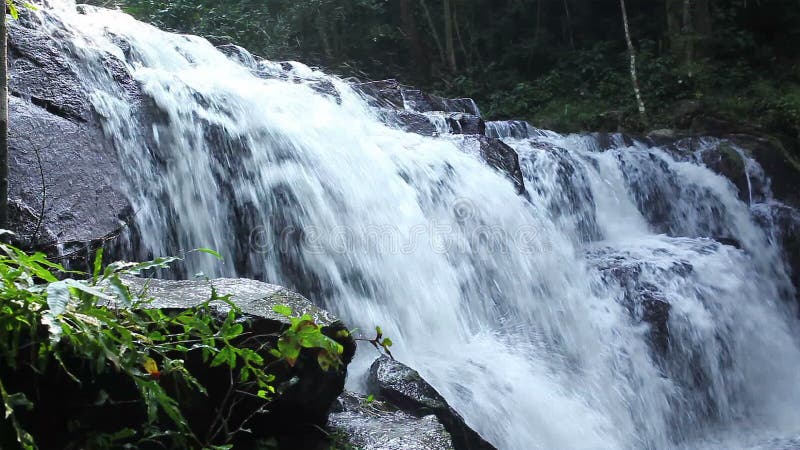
[28, 3, 800, 448]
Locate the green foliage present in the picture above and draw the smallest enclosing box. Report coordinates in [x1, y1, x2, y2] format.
[5, 0, 37, 20]
[271, 304, 344, 371]
[80, 1, 799, 143]
[0, 236, 347, 449]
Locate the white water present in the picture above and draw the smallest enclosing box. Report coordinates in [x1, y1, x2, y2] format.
[30, 3, 800, 449]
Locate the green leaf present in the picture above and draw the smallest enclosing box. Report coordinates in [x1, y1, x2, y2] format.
[92, 248, 104, 284]
[223, 323, 244, 340]
[272, 304, 292, 317]
[277, 334, 300, 366]
[7, 1, 19, 20]
[381, 338, 393, 348]
[210, 347, 236, 369]
[63, 279, 115, 302]
[43, 281, 70, 342]
[196, 248, 223, 260]
[107, 275, 132, 307]
[46, 281, 70, 317]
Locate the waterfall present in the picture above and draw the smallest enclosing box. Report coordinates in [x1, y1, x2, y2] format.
[29, 3, 800, 449]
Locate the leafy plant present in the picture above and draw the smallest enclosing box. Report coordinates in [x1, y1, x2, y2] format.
[0, 234, 349, 449]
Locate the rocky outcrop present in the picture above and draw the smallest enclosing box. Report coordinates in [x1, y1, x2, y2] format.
[367, 356, 496, 450]
[6, 14, 134, 258]
[329, 391, 456, 450]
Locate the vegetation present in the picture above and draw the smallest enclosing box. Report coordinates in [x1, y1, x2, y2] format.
[0, 234, 355, 449]
[87, 0, 800, 143]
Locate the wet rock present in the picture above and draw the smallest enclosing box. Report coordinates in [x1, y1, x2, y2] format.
[6, 13, 136, 262]
[308, 79, 342, 104]
[459, 135, 526, 194]
[485, 120, 535, 139]
[216, 43, 257, 69]
[8, 18, 90, 121]
[646, 129, 683, 146]
[328, 391, 455, 450]
[586, 248, 695, 353]
[592, 132, 637, 151]
[441, 98, 481, 117]
[7, 96, 131, 257]
[380, 109, 438, 136]
[698, 141, 752, 203]
[354, 79, 480, 116]
[520, 145, 603, 242]
[367, 356, 496, 450]
[442, 112, 486, 135]
[753, 203, 800, 306]
[726, 134, 800, 208]
[355, 79, 405, 108]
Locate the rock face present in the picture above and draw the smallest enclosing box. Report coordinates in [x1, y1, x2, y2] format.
[367, 356, 496, 450]
[328, 391, 456, 450]
[6, 15, 134, 257]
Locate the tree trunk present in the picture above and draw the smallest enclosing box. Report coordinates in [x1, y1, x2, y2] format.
[620, 0, 646, 119]
[399, 0, 426, 72]
[666, 0, 683, 55]
[667, 0, 711, 76]
[693, 0, 711, 58]
[315, 14, 334, 61]
[563, 0, 575, 49]
[1, 4, 8, 230]
[452, 0, 469, 68]
[443, 0, 457, 72]
[419, 0, 446, 69]
[682, 0, 694, 76]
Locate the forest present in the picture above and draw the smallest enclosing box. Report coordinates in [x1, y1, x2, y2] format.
[5, 1, 800, 449]
[92, 0, 800, 140]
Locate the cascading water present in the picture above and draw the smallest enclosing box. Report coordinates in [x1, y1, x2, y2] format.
[27, 3, 800, 448]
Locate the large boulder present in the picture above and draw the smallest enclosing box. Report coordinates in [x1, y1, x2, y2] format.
[6, 14, 134, 259]
[328, 391, 455, 450]
[367, 356, 496, 450]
